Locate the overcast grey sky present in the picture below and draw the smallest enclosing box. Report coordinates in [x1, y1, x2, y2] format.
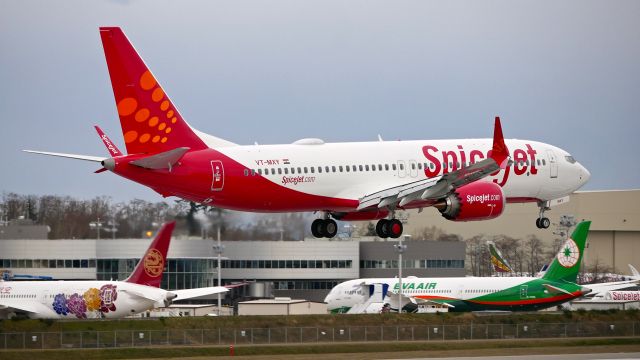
[1, 0, 639, 202]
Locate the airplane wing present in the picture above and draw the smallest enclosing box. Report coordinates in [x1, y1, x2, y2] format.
[582, 279, 640, 294]
[357, 117, 510, 210]
[0, 301, 41, 314]
[171, 286, 228, 300]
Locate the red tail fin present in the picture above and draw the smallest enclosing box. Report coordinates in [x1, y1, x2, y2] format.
[125, 221, 175, 288]
[99, 27, 208, 155]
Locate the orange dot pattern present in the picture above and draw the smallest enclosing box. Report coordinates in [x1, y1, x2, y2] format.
[139, 71, 157, 90]
[117, 70, 182, 147]
[135, 108, 150, 122]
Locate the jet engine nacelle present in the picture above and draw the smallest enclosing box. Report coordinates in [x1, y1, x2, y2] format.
[437, 182, 505, 221]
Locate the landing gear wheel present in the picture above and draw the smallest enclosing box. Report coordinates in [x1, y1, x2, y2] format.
[536, 217, 551, 229]
[324, 219, 338, 238]
[539, 217, 550, 229]
[376, 219, 389, 238]
[311, 219, 325, 238]
[388, 219, 403, 238]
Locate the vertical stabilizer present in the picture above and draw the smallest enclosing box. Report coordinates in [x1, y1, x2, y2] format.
[125, 222, 175, 287]
[542, 221, 591, 283]
[100, 27, 210, 154]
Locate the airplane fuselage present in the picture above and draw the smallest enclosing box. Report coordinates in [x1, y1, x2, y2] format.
[325, 276, 587, 313]
[110, 139, 589, 214]
[0, 281, 165, 319]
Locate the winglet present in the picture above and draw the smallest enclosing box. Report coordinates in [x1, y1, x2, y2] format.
[488, 117, 510, 169]
[95, 125, 122, 157]
[125, 221, 175, 288]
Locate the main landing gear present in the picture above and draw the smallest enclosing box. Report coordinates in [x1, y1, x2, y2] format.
[536, 201, 551, 229]
[375, 218, 403, 239]
[311, 218, 338, 238]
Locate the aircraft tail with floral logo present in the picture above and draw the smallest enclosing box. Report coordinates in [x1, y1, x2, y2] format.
[124, 222, 175, 287]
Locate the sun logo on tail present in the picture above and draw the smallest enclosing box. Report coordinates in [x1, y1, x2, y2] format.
[143, 248, 165, 277]
[557, 238, 580, 268]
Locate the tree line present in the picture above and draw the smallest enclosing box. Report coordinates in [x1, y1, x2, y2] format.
[0, 193, 306, 240]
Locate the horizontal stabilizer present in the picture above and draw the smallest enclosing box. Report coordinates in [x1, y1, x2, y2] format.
[543, 284, 573, 296]
[120, 289, 164, 302]
[129, 147, 190, 170]
[172, 286, 228, 300]
[23, 150, 105, 162]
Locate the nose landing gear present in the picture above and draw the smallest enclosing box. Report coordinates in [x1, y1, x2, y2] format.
[536, 201, 551, 229]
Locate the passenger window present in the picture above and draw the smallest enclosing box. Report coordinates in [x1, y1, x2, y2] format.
[399, 163, 404, 170]
[385, 164, 389, 171]
[346, 166, 350, 172]
[339, 166, 343, 172]
[298, 167, 302, 173]
[542, 159, 546, 165]
[352, 165, 357, 172]
[310, 167, 314, 173]
[278, 168, 282, 175]
[326, 166, 330, 173]
[369, 164, 374, 171]
[284, 168, 289, 174]
[364, 165, 369, 171]
[244, 169, 249, 176]
[291, 168, 295, 174]
[332, 166, 336, 172]
[304, 167, 308, 173]
[417, 163, 422, 170]
[412, 163, 416, 170]
[392, 164, 397, 170]
[271, 168, 276, 175]
[251, 169, 256, 175]
[317, 167, 321, 173]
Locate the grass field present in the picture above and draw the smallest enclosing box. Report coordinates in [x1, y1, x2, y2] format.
[1, 309, 638, 333]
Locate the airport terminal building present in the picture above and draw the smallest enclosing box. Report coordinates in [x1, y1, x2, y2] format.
[0, 235, 465, 302]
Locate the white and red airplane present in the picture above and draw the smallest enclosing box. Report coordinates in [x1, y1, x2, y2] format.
[0, 222, 228, 319]
[26, 27, 590, 239]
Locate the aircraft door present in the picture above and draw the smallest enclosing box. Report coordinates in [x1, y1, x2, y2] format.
[546, 150, 558, 178]
[409, 160, 418, 178]
[519, 285, 528, 299]
[211, 160, 224, 191]
[397, 160, 407, 178]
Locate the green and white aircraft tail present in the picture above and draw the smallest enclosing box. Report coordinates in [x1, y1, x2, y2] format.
[326, 221, 593, 313]
[542, 221, 590, 283]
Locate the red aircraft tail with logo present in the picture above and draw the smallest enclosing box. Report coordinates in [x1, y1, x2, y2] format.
[125, 221, 175, 288]
[100, 27, 209, 155]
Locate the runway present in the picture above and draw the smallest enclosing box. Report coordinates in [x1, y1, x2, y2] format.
[394, 353, 640, 360]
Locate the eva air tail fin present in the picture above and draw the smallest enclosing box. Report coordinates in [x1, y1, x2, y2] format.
[542, 221, 591, 283]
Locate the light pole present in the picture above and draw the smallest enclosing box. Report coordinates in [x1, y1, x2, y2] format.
[213, 226, 225, 315]
[89, 217, 103, 240]
[393, 236, 407, 313]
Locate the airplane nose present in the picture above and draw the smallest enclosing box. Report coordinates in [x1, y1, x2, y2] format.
[579, 164, 591, 185]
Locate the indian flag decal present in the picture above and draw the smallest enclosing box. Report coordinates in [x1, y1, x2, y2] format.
[557, 238, 580, 268]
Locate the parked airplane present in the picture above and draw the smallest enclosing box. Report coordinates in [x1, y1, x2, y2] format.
[325, 221, 595, 313]
[25, 27, 590, 239]
[0, 222, 227, 319]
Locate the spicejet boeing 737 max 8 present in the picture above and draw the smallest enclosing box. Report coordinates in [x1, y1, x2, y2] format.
[26, 27, 590, 238]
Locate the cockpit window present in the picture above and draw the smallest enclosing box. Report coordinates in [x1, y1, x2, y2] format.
[565, 155, 576, 164]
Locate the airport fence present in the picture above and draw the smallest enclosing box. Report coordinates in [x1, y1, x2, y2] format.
[1, 321, 639, 349]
